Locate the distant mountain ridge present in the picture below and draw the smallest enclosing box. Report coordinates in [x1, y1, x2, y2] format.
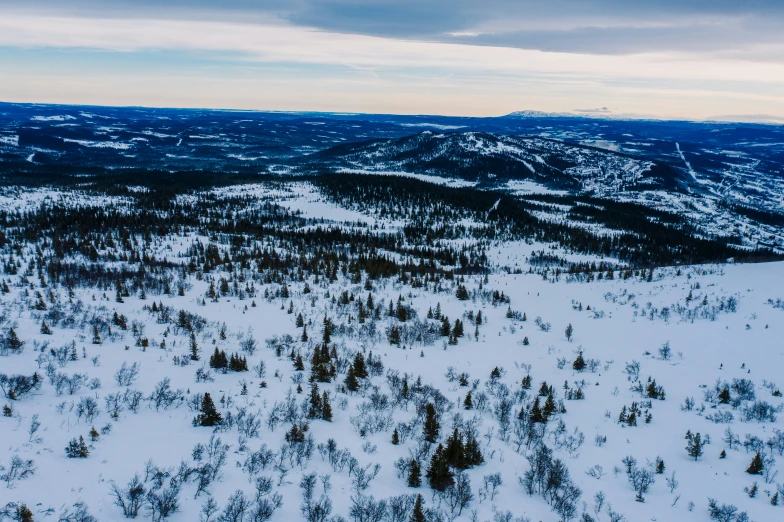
[295, 130, 691, 195]
[0, 102, 782, 251]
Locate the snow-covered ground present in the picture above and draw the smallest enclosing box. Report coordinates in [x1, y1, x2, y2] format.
[1, 185, 782, 522]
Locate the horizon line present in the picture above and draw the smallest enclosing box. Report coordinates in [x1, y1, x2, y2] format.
[2, 100, 783, 127]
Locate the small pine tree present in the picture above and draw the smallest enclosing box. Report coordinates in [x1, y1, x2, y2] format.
[530, 397, 545, 424]
[65, 435, 90, 458]
[423, 403, 440, 443]
[353, 352, 368, 379]
[565, 323, 574, 342]
[572, 351, 586, 371]
[388, 325, 401, 345]
[718, 387, 731, 404]
[194, 392, 222, 427]
[463, 391, 473, 410]
[301, 325, 308, 342]
[407, 459, 421, 487]
[15, 504, 34, 522]
[686, 431, 704, 461]
[410, 494, 425, 522]
[89, 426, 100, 442]
[426, 444, 454, 492]
[522, 336, 529, 346]
[6, 327, 24, 351]
[720, 449, 727, 459]
[40, 320, 53, 335]
[746, 452, 764, 475]
[391, 428, 400, 445]
[345, 365, 360, 393]
[189, 332, 199, 361]
[92, 324, 102, 345]
[321, 392, 332, 421]
[771, 492, 779, 506]
[542, 393, 557, 420]
[3, 404, 12, 417]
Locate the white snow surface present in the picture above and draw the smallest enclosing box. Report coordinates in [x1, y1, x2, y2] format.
[1, 186, 782, 522]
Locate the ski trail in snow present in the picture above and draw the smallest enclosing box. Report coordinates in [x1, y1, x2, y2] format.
[26, 153, 35, 163]
[676, 143, 698, 183]
[176, 138, 183, 147]
[487, 198, 501, 219]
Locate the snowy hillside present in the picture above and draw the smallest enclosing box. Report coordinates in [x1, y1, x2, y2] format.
[1, 179, 783, 522]
[2, 103, 782, 252]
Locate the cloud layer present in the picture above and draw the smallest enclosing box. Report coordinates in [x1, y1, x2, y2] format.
[1, 1, 783, 119]
[7, 0, 783, 56]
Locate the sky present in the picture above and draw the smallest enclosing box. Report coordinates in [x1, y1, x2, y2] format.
[1, 1, 784, 121]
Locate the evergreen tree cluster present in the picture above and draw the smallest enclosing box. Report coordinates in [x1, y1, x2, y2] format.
[209, 348, 248, 372]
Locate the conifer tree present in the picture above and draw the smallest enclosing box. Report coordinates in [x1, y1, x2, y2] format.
[453, 319, 464, 337]
[463, 391, 473, 410]
[444, 428, 466, 469]
[14, 504, 33, 522]
[407, 459, 421, 487]
[423, 403, 440, 443]
[345, 365, 360, 393]
[391, 428, 400, 445]
[4, 328, 24, 352]
[685, 431, 704, 461]
[746, 452, 764, 475]
[410, 494, 425, 522]
[440, 317, 451, 337]
[310, 344, 334, 382]
[426, 444, 454, 492]
[572, 351, 586, 371]
[92, 324, 102, 345]
[353, 352, 368, 379]
[307, 383, 323, 419]
[388, 325, 401, 345]
[542, 393, 556, 420]
[40, 320, 52, 335]
[530, 397, 545, 426]
[322, 314, 332, 344]
[195, 392, 222, 427]
[189, 332, 199, 361]
[65, 435, 90, 458]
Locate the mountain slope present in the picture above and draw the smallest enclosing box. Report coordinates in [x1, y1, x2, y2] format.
[298, 131, 692, 195]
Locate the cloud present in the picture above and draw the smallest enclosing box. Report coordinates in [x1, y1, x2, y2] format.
[0, 4, 782, 119]
[574, 107, 611, 114]
[5, 0, 784, 57]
